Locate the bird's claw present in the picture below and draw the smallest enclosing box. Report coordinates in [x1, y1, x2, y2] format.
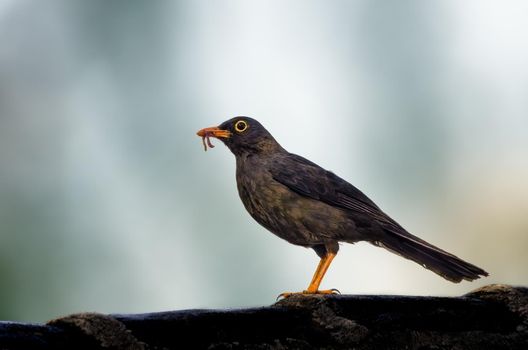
[276, 288, 341, 301]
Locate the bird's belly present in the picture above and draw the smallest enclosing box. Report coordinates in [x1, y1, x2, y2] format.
[237, 179, 355, 246]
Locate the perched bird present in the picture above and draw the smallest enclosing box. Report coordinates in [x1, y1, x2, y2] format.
[197, 117, 488, 296]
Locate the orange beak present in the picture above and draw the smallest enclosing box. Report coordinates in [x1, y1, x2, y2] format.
[196, 126, 231, 139]
[196, 126, 231, 151]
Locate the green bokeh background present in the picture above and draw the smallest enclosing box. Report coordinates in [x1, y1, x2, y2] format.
[1, 0, 527, 322]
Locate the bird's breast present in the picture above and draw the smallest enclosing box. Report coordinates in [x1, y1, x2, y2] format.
[235, 156, 352, 245]
[235, 161, 287, 229]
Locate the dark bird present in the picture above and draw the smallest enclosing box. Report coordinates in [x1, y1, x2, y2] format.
[197, 117, 488, 297]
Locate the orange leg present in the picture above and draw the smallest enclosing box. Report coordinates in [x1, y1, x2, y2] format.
[278, 252, 338, 299]
[305, 252, 336, 293]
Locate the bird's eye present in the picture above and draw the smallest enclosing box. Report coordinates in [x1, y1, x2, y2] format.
[234, 120, 248, 133]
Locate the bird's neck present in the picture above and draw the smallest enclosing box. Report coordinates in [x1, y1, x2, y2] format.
[232, 139, 286, 158]
[257, 139, 286, 155]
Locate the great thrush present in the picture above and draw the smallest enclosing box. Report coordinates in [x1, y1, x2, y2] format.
[197, 117, 488, 296]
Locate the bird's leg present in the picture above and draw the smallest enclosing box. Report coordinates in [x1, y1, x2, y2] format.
[278, 252, 338, 299]
[305, 252, 336, 293]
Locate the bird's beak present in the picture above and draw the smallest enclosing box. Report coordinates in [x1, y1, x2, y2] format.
[196, 126, 231, 151]
[196, 126, 231, 139]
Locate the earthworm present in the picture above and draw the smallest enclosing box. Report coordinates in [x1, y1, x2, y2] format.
[201, 131, 215, 151]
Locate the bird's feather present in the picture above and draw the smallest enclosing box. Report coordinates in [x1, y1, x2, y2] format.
[199, 117, 487, 283]
[270, 153, 488, 282]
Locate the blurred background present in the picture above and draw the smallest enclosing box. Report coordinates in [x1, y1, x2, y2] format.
[1, 0, 527, 322]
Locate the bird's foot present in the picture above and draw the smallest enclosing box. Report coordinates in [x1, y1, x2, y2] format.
[276, 288, 340, 300]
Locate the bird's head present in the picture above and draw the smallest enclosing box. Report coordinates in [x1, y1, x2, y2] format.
[197, 117, 282, 156]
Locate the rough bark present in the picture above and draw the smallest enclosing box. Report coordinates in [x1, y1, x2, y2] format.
[0, 284, 526, 349]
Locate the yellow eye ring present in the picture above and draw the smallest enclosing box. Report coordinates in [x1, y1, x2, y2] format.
[234, 120, 249, 133]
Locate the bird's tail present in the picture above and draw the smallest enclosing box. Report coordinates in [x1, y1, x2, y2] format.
[373, 227, 488, 283]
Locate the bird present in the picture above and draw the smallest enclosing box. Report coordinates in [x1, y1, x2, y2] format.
[197, 117, 488, 297]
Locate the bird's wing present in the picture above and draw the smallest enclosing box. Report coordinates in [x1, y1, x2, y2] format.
[270, 153, 401, 229]
[270, 153, 448, 247]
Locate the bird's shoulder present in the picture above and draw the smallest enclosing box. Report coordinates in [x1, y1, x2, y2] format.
[270, 153, 376, 204]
